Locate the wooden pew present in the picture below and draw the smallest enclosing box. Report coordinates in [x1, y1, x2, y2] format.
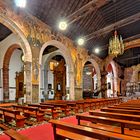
[13, 105, 44, 122]
[50, 119, 140, 140]
[76, 114, 140, 134]
[109, 106, 140, 111]
[4, 129, 30, 140]
[0, 107, 25, 128]
[116, 104, 140, 108]
[42, 98, 121, 113]
[0, 123, 9, 130]
[28, 104, 59, 119]
[89, 110, 140, 122]
[101, 108, 140, 115]
[41, 102, 70, 117]
[66, 102, 78, 114]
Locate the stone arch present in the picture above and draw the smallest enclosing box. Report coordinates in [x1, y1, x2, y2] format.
[0, 14, 32, 102]
[3, 44, 24, 101]
[106, 60, 118, 93]
[82, 58, 101, 97]
[125, 39, 140, 51]
[0, 15, 32, 62]
[39, 40, 75, 100]
[131, 64, 140, 82]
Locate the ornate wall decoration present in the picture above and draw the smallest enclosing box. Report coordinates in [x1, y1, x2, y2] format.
[74, 47, 89, 86]
[32, 59, 40, 84]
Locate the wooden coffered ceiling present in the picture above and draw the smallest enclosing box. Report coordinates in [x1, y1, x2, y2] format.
[1, 0, 140, 68]
[26, 0, 140, 67]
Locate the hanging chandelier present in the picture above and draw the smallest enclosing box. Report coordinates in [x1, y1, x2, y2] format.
[108, 30, 125, 57]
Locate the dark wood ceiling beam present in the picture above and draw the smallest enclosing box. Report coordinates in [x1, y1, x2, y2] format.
[85, 12, 140, 41]
[119, 55, 140, 62]
[104, 7, 140, 23]
[124, 34, 140, 43]
[66, 0, 109, 24]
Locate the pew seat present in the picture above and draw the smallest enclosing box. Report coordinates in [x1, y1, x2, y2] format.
[57, 129, 96, 140]
[0, 123, 9, 130]
[76, 114, 140, 134]
[4, 129, 30, 140]
[81, 121, 140, 138]
[50, 119, 140, 140]
[0, 108, 25, 128]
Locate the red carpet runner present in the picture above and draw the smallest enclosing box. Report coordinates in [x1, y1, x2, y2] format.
[0, 116, 78, 140]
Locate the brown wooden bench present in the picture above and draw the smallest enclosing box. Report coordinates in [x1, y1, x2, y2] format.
[66, 102, 78, 114]
[0, 123, 9, 130]
[28, 104, 59, 119]
[50, 119, 140, 140]
[109, 106, 140, 111]
[101, 108, 140, 115]
[76, 114, 140, 134]
[80, 121, 140, 138]
[117, 104, 140, 108]
[42, 102, 70, 117]
[13, 105, 44, 122]
[0, 107, 25, 128]
[116, 103, 140, 108]
[4, 129, 30, 140]
[89, 110, 140, 122]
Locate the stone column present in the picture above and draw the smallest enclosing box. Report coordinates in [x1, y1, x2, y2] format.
[32, 59, 40, 103]
[24, 61, 32, 103]
[0, 68, 3, 101]
[101, 70, 108, 98]
[75, 86, 83, 100]
[68, 71, 75, 100]
[0, 68, 2, 87]
[3, 67, 9, 102]
[44, 65, 48, 99]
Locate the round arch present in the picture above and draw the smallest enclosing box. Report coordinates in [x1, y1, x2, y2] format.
[131, 64, 140, 82]
[0, 15, 32, 62]
[82, 58, 101, 97]
[39, 40, 75, 100]
[3, 44, 23, 101]
[0, 15, 32, 102]
[106, 60, 118, 93]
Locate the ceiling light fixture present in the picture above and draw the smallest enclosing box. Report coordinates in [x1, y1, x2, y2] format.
[108, 1, 124, 57]
[15, 0, 26, 8]
[108, 30, 124, 57]
[95, 48, 100, 54]
[77, 38, 85, 46]
[58, 21, 68, 30]
[86, 71, 92, 75]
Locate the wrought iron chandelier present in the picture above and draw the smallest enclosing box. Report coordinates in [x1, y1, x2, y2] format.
[108, 30, 124, 57]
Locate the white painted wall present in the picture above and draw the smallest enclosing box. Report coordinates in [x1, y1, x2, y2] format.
[0, 34, 22, 68]
[9, 49, 23, 100]
[107, 72, 113, 97]
[0, 88, 3, 101]
[93, 74, 98, 90]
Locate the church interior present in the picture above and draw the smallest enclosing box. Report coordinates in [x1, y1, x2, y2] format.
[0, 0, 140, 139]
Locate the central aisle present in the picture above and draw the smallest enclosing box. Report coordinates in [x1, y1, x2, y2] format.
[0, 115, 79, 140]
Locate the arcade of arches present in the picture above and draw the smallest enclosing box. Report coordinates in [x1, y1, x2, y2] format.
[0, 1, 140, 104]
